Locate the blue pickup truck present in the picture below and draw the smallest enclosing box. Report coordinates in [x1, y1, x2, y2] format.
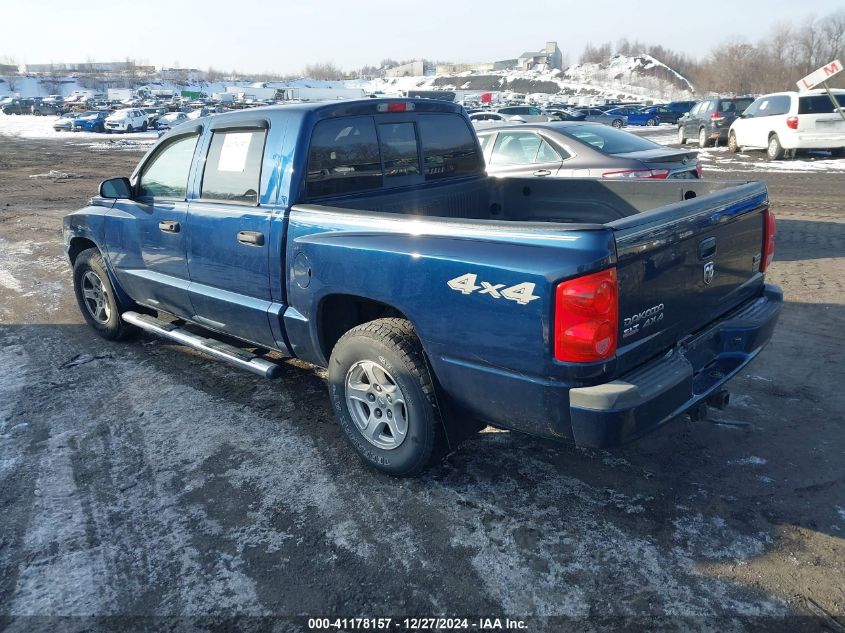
[63, 99, 782, 476]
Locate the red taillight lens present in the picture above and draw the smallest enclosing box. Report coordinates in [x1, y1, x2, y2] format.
[601, 169, 670, 179]
[377, 102, 415, 113]
[554, 268, 618, 363]
[786, 116, 799, 130]
[760, 208, 776, 272]
[710, 112, 725, 120]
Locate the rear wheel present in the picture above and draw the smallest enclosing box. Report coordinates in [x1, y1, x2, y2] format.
[328, 318, 446, 477]
[728, 131, 740, 153]
[646, 117, 657, 127]
[698, 127, 710, 148]
[767, 134, 784, 160]
[677, 126, 687, 145]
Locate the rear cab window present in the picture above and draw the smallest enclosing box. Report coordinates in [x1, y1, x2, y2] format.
[305, 112, 482, 198]
[798, 94, 845, 114]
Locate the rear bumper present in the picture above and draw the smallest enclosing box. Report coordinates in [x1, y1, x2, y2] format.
[568, 284, 782, 447]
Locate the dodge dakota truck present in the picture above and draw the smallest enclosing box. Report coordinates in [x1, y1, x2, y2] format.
[63, 99, 782, 476]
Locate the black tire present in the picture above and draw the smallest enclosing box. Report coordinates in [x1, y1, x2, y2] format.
[95, 123, 104, 133]
[728, 131, 740, 153]
[126, 124, 133, 134]
[328, 318, 445, 477]
[677, 126, 686, 145]
[611, 118, 623, 129]
[141, 121, 148, 131]
[698, 127, 710, 148]
[646, 117, 657, 127]
[72, 248, 136, 340]
[766, 134, 784, 160]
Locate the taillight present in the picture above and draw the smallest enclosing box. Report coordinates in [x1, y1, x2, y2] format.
[377, 102, 415, 113]
[786, 116, 799, 130]
[760, 208, 776, 272]
[710, 112, 725, 121]
[601, 169, 670, 179]
[554, 268, 618, 363]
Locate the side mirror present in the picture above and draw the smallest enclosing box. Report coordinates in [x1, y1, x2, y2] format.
[99, 177, 133, 199]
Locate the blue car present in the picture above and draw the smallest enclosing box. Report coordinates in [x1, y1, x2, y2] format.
[72, 111, 109, 133]
[605, 107, 659, 127]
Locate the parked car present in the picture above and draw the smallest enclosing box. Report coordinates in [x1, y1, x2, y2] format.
[73, 111, 110, 133]
[469, 112, 525, 127]
[31, 101, 63, 116]
[142, 107, 168, 128]
[728, 89, 845, 160]
[155, 111, 188, 130]
[604, 107, 658, 127]
[476, 122, 701, 179]
[678, 96, 755, 148]
[639, 105, 680, 125]
[64, 99, 780, 476]
[577, 108, 628, 128]
[496, 106, 554, 122]
[545, 109, 587, 121]
[1, 98, 36, 115]
[53, 112, 78, 132]
[105, 108, 148, 133]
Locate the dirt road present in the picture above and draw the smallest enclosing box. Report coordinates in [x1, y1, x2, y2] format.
[0, 127, 843, 632]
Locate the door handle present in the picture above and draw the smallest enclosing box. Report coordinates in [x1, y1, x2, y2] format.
[237, 230, 265, 246]
[159, 220, 180, 233]
[533, 169, 552, 177]
[698, 236, 717, 260]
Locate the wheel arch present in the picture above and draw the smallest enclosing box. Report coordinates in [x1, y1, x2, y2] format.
[317, 293, 414, 364]
[67, 236, 99, 265]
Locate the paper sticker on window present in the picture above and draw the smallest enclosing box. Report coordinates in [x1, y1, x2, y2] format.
[217, 132, 252, 172]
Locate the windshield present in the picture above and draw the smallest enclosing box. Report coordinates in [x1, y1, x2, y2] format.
[555, 123, 661, 154]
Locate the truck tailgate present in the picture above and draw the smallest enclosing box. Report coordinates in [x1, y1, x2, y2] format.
[609, 181, 770, 375]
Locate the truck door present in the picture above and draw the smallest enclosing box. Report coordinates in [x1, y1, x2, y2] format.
[105, 129, 201, 318]
[185, 123, 278, 348]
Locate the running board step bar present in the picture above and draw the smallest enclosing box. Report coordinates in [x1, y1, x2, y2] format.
[122, 311, 281, 379]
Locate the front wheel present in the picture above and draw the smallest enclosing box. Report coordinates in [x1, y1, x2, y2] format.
[728, 131, 740, 153]
[328, 318, 446, 477]
[126, 124, 133, 133]
[646, 117, 657, 127]
[677, 126, 687, 145]
[72, 248, 136, 340]
[611, 118, 623, 129]
[767, 134, 784, 160]
[141, 121, 148, 131]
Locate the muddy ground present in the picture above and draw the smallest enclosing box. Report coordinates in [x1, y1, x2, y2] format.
[0, 129, 843, 632]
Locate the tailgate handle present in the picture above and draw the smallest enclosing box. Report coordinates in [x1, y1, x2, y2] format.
[698, 237, 717, 260]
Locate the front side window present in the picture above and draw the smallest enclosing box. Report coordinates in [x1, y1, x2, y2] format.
[201, 129, 267, 204]
[306, 116, 382, 198]
[138, 134, 199, 199]
[417, 114, 481, 180]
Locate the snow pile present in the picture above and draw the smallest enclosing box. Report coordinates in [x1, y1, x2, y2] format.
[563, 54, 695, 101]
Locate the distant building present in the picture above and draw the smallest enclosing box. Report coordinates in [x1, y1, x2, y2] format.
[160, 68, 208, 81]
[494, 42, 563, 72]
[435, 62, 494, 75]
[385, 61, 426, 78]
[21, 62, 155, 74]
[0, 63, 18, 75]
[516, 42, 563, 71]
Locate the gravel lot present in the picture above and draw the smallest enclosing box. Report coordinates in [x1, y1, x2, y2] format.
[0, 117, 844, 632]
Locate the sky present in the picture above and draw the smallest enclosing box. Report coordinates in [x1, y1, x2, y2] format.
[2, 0, 844, 74]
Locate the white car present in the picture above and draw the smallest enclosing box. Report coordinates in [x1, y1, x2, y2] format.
[155, 111, 189, 130]
[105, 108, 148, 133]
[728, 89, 845, 160]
